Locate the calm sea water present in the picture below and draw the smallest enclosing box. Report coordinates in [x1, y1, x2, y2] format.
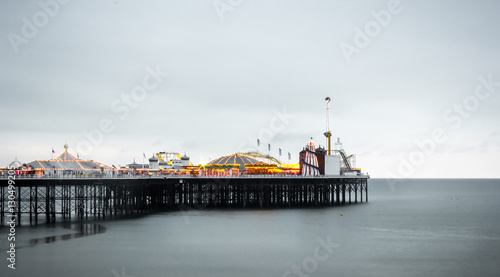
[1, 179, 500, 277]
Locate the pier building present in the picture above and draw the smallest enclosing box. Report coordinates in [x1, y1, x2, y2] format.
[1, 144, 114, 178]
[0, 97, 369, 225]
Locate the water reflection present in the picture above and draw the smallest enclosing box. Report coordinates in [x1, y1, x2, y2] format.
[21, 224, 106, 248]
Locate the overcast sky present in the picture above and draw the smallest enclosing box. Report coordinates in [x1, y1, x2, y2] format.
[1, 0, 499, 178]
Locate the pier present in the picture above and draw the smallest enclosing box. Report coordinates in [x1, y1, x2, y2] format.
[0, 176, 368, 225]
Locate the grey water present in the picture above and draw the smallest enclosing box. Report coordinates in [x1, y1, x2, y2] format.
[1, 179, 500, 277]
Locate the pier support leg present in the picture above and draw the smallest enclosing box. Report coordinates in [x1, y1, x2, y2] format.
[365, 180, 368, 202]
[1, 187, 4, 224]
[349, 183, 352, 204]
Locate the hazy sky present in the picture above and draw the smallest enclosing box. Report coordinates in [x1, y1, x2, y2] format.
[1, 0, 499, 178]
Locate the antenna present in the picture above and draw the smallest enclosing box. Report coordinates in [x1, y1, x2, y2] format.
[323, 97, 332, 155]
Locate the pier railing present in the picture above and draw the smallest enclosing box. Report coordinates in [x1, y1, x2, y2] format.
[0, 173, 369, 180]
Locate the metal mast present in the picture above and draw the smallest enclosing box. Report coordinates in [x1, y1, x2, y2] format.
[323, 97, 332, 155]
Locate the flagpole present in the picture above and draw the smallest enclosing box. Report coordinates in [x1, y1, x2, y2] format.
[268, 143, 270, 164]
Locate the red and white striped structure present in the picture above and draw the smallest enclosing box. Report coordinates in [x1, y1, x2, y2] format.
[301, 141, 320, 176]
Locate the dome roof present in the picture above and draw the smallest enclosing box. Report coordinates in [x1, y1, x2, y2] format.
[149, 156, 159, 162]
[306, 141, 316, 152]
[129, 159, 139, 165]
[9, 158, 22, 168]
[159, 160, 169, 165]
[207, 154, 261, 166]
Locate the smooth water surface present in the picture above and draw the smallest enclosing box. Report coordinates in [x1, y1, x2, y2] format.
[1, 179, 499, 277]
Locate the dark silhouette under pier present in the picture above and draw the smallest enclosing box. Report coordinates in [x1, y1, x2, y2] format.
[1, 176, 368, 225]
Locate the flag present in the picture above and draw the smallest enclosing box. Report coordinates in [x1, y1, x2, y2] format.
[268, 143, 271, 152]
[52, 148, 55, 154]
[279, 148, 282, 156]
[143, 153, 146, 158]
[288, 152, 291, 160]
[77, 153, 80, 159]
[257, 139, 260, 147]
